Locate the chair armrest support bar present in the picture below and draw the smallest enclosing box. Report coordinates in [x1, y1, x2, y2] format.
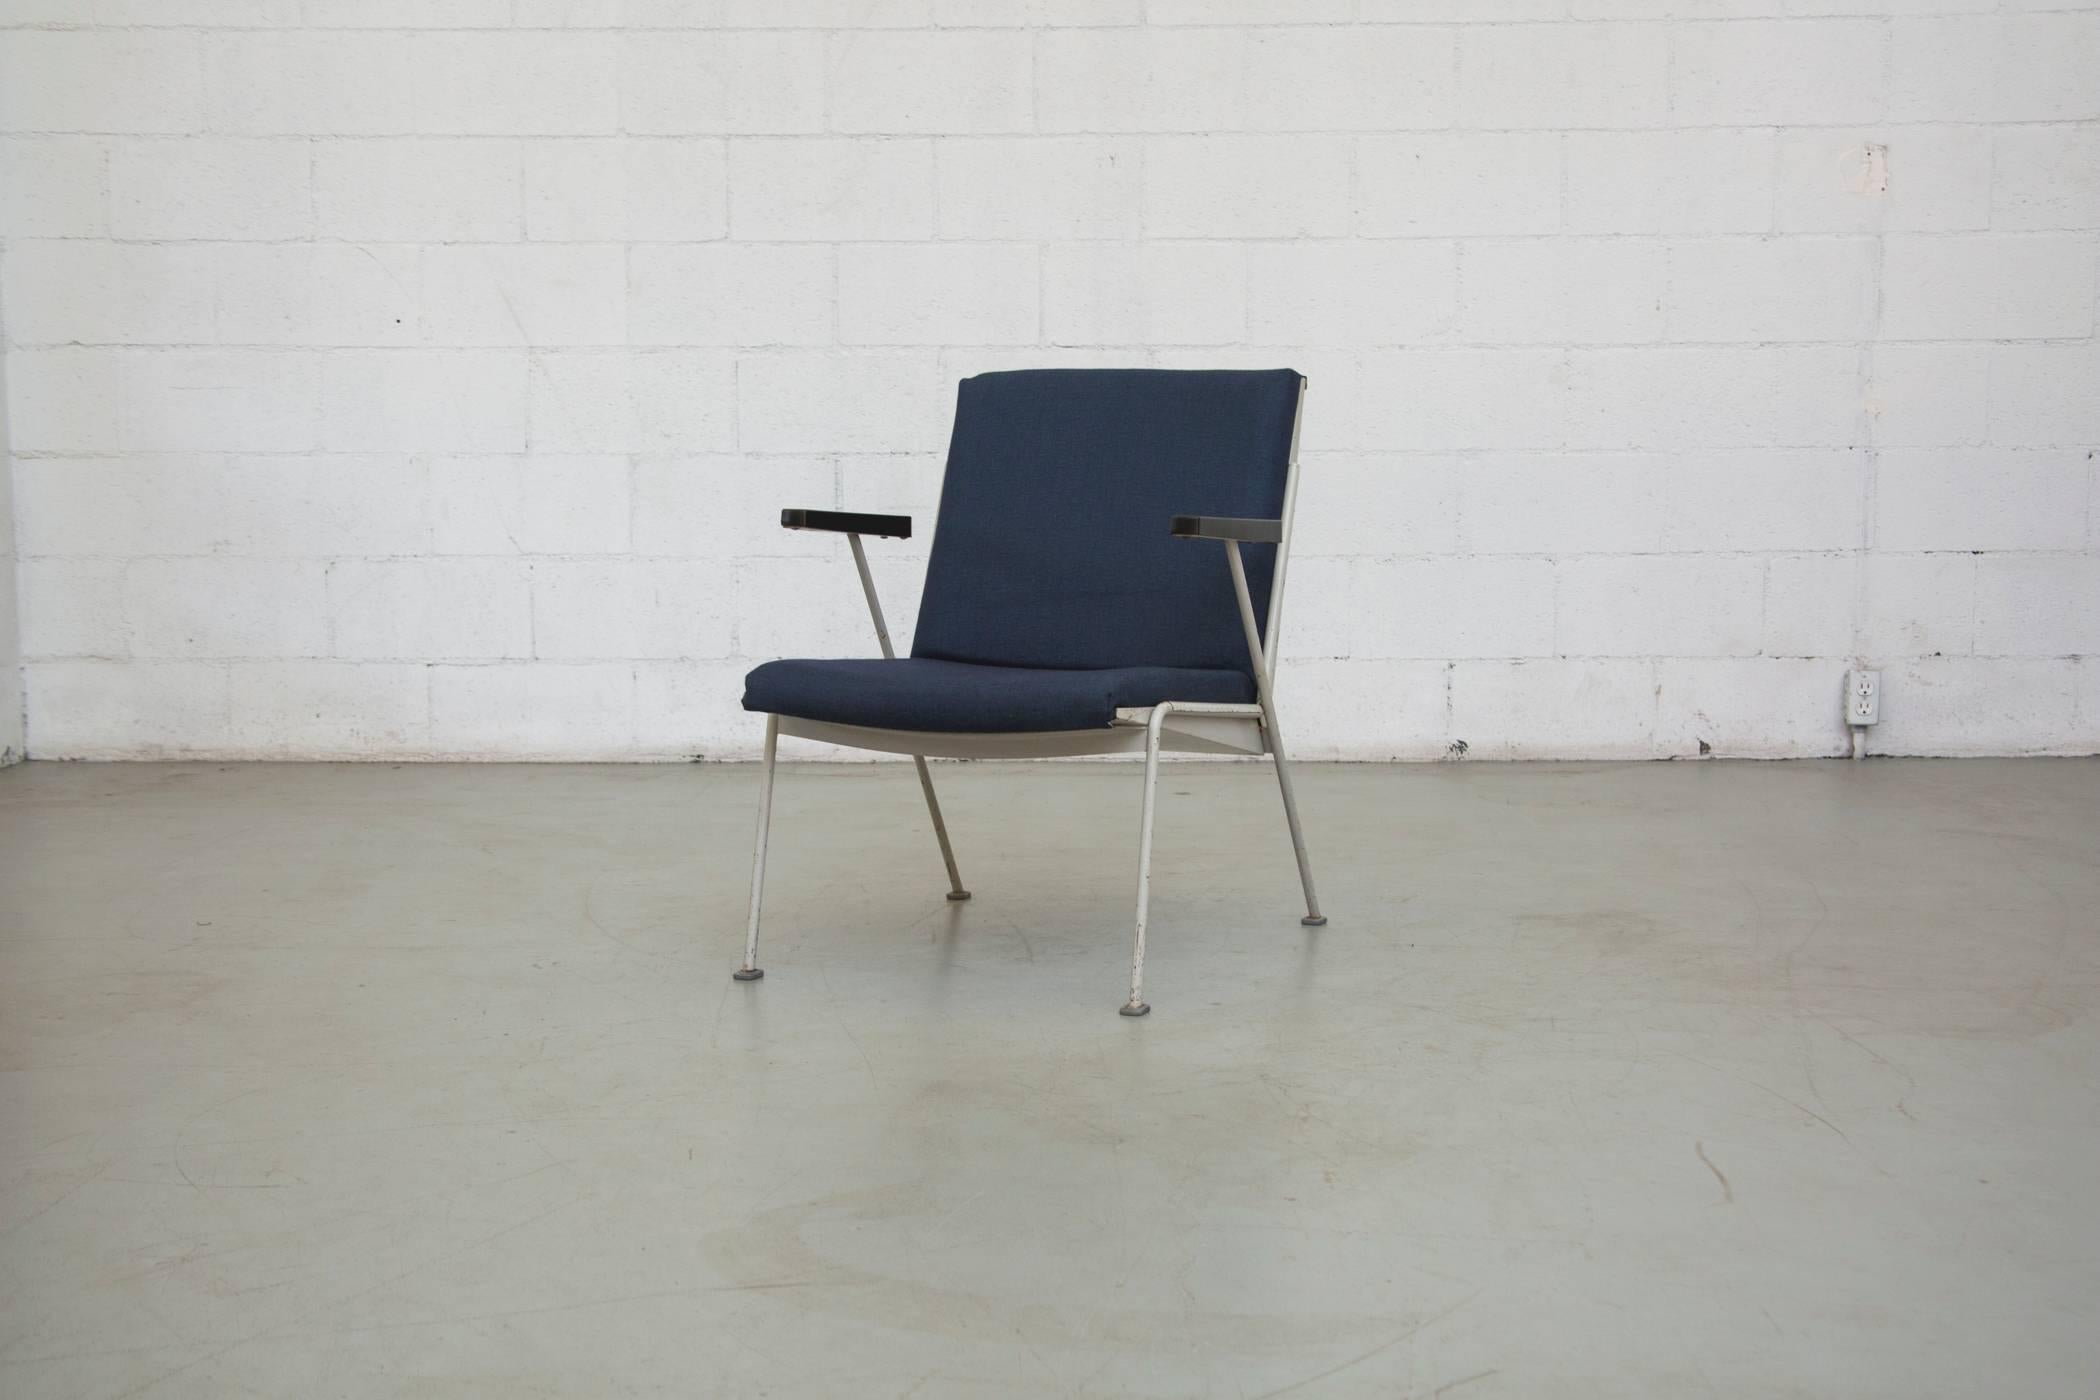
[1222, 541, 1274, 694]
[847, 536, 897, 660]
[781, 508, 911, 540]
[1170, 515, 1282, 544]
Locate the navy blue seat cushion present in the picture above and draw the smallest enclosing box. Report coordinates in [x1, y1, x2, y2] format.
[912, 368, 1300, 676]
[743, 658, 1255, 734]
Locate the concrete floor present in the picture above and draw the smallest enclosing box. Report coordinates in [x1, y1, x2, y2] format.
[0, 758, 2096, 1399]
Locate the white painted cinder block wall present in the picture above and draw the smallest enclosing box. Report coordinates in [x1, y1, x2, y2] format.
[2, 0, 2096, 762]
[0, 283, 19, 765]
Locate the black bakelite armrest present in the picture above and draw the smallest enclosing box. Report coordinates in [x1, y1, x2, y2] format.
[780, 508, 912, 540]
[1169, 515, 1283, 544]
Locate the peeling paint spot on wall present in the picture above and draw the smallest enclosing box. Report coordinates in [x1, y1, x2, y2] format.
[1847, 142, 1890, 196]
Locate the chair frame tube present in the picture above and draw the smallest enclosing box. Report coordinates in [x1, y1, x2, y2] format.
[734, 714, 778, 981]
[1120, 702, 1174, 1016]
[849, 534, 969, 902]
[1226, 539, 1324, 927]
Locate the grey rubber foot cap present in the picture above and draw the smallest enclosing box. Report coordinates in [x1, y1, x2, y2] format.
[1301, 915, 1328, 926]
[732, 967, 764, 981]
[1119, 1002, 1151, 1017]
[946, 890, 972, 901]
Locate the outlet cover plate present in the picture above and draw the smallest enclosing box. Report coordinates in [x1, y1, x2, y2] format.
[1847, 669, 1881, 726]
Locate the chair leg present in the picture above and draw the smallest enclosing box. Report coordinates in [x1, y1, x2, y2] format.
[847, 531, 969, 902]
[1221, 538, 1325, 926]
[734, 715, 779, 982]
[1121, 705, 1171, 1017]
[910, 754, 970, 900]
[1263, 710, 1326, 926]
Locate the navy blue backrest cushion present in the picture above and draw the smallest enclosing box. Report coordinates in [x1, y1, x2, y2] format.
[911, 368, 1302, 677]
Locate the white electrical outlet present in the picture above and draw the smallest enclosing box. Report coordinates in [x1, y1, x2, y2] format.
[1846, 669, 1881, 726]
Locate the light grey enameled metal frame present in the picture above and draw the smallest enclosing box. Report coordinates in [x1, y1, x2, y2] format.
[735, 377, 1323, 1015]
